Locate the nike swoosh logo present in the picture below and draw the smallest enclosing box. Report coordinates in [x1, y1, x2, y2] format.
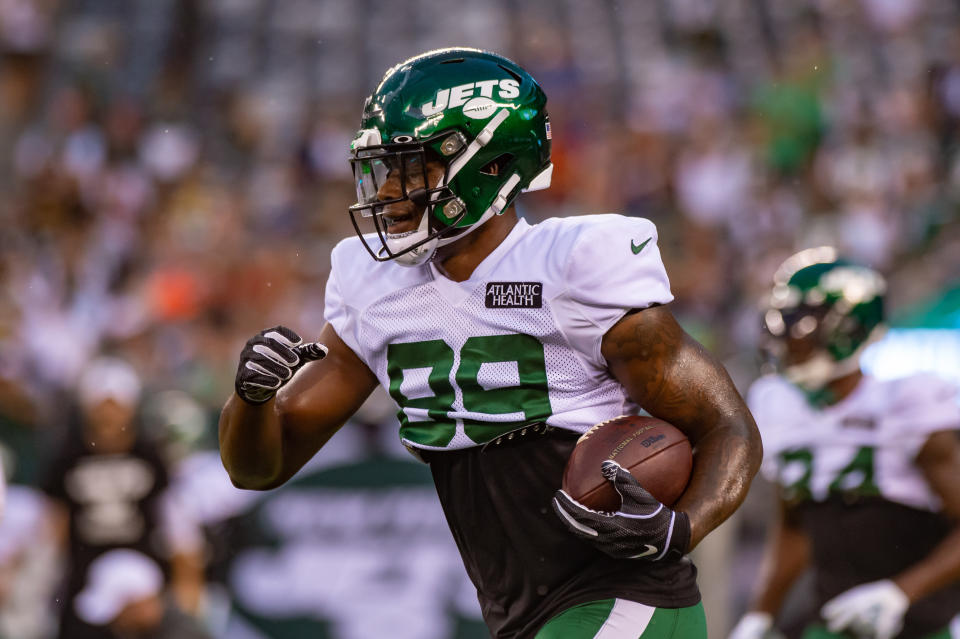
[631, 237, 651, 254]
[630, 544, 659, 559]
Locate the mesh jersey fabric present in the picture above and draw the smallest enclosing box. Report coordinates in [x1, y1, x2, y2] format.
[324, 214, 673, 451]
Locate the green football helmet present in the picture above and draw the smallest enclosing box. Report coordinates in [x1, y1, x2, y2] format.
[348, 48, 553, 266]
[762, 247, 886, 391]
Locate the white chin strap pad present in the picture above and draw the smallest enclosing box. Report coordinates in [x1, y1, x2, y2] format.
[392, 236, 437, 266]
[385, 206, 437, 266]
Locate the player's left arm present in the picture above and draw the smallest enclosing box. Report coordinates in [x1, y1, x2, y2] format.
[894, 429, 960, 600]
[600, 304, 763, 549]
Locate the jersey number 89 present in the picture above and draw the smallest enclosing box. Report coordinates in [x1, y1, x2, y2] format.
[386, 334, 553, 448]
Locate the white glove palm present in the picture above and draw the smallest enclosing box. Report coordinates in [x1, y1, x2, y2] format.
[728, 612, 777, 639]
[821, 580, 909, 639]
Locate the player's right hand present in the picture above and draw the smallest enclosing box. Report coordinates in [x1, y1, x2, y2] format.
[234, 326, 327, 405]
[728, 612, 777, 639]
[552, 460, 690, 562]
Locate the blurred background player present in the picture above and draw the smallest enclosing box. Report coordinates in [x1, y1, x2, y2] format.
[729, 247, 960, 639]
[41, 357, 205, 639]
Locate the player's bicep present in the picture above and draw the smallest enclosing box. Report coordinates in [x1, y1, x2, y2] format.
[600, 305, 756, 446]
[273, 323, 378, 474]
[916, 430, 960, 520]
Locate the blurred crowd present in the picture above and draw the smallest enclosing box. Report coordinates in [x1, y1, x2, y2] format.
[1, 0, 959, 638]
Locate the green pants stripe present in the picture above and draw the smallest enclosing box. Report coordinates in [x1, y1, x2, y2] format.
[535, 600, 706, 639]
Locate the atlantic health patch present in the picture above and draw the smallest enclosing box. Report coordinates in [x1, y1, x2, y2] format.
[485, 282, 543, 308]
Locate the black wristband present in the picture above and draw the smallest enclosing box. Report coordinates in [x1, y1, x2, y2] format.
[665, 510, 691, 561]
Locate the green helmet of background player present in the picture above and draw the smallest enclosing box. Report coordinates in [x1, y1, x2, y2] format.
[761, 246, 886, 392]
[348, 47, 553, 266]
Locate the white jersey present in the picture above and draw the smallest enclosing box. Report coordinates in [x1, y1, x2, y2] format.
[748, 372, 960, 511]
[324, 214, 672, 451]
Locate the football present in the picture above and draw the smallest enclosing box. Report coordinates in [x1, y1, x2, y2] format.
[562, 415, 693, 511]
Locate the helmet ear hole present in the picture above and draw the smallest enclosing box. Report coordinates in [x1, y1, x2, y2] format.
[479, 153, 514, 176]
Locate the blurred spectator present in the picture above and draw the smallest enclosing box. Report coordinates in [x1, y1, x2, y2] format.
[0, 483, 58, 639]
[675, 117, 754, 229]
[74, 549, 210, 639]
[40, 358, 203, 639]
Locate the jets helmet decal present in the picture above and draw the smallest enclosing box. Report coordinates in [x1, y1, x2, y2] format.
[761, 246, 886, 392]
[348, 47, 553, 266]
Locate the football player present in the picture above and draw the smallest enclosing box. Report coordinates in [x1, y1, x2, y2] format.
[729, 247, 960, 639]
[220, 48, 762, 639]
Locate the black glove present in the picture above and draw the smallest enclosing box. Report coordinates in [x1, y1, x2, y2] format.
[234, 326, 328, 405]
[552, 460, 691, 561]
